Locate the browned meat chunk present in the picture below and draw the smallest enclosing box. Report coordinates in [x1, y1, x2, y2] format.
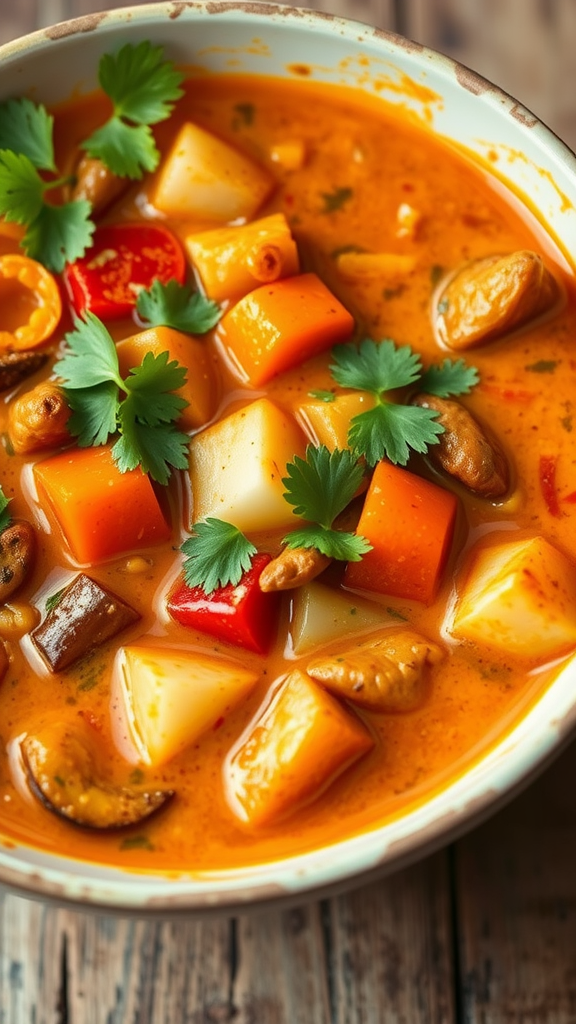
[259, 546, 331, 592]
[0, 351, 48, 393]
[436, 250, 558, 350]
[0, 520, 36, 604]
[31, 574, 140, 672]
[72, 155, 127, 216]
[21, 720, 173, 829]
[8, 381, 72, 454]
[413, 393, 509, 498]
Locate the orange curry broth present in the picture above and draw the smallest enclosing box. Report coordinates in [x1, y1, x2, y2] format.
[0, 74, 575, 872]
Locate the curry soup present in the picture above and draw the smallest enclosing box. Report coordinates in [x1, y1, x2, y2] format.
[0, 66, 575, 872]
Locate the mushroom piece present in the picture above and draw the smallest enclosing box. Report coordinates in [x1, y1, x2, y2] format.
[8, 381, 72, 454]
[307, 628, 444, 712]
[21, 720, 173, 829]
[259, 546, 332, 592]
[0, 351, 48, 393]
[71, 154, 127, 216]
[435, 250, 559, 350]
[412, 393, 509, 498]
[0, 520, 36, 604]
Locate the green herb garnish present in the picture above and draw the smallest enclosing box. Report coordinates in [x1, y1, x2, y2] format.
[45, 588, 65, 614]
[321, 186, 353, 213]
[308, 389, 335, 403]
[0, 485, 11, 532]
[57, 312, 189, 485]
[119, 835, 154, 851]
[82, 41, 184, 179]
[418, 358, 479, 397]
[181, 519, 257, 595]
[525, 359, 558, 374]
[282, 445, 371, 562]
[233, 102, 255, 126]
[136, 279, 221, 334]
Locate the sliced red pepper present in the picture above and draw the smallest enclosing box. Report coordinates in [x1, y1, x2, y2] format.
[63, 223, 186, 321]
[563, 490, 576, 504]
[539, 454, 562, 518]
[167, 553, 281, 655]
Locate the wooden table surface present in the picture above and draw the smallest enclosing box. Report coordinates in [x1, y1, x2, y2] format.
[1, 2, 576, 1021]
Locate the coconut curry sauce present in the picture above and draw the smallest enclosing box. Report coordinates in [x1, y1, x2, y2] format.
[0, 68, 574, 871]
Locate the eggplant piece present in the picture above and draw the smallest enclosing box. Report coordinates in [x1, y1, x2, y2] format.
[0, 520, 36, 604]
[0, 351, 48, 392]
[21, 721, 173, 829]
[31, 573, 140, 672]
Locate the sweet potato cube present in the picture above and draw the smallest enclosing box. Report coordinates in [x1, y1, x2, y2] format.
[186, 213, 299, 304]
[451, 535, 576, 659]
[218, 273, 355, 387]
[296, 392, 375, 451]
[116, 325, 217, 431]
[225, 668, 373, 827]
[34, 446, 171, 564]
[345, 461, 458, 604]
[189, 397, 307, 532]
[117, 645, 259, 766]
[152, 121, 274, 222]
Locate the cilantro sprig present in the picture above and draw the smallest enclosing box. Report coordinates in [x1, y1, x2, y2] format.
[330, 339, 478, 467]
[57, 313, 189, 485]
[82, 42, 184, 179]
[136, 280, 221, 334]
[282, 445, 371, 562]
[0, 98, 94, 272]
[181, 519, 257, 594]
[0, 485, 12, 532]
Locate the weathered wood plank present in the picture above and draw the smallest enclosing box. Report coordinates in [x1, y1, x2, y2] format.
[454, 738, 576, 1024]
[0, 892, 66, 1024]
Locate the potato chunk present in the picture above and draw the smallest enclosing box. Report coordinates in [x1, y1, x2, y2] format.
[152, 122, 274, 222]
[225, 668, 373, 827]
[117, 645, 259, 766]
[189, 397, 306, 532]
[451, 536, 576, 659]
[289, 581, 391, 655]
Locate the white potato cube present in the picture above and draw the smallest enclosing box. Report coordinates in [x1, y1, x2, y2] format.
[152, 122, 274, 222]
[290, 581, 391, 655]
[189, 397, 306, 532]
[451, 535, 576, 659]
[117, 645, 259, 766]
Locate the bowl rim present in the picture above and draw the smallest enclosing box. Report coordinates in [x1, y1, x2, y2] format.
[1, 0, 575, 915]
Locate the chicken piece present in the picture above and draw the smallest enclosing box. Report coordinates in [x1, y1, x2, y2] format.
[71, 154, 127, 216]
[21, 719, 173, 829]
[0, 521, 36, 604]
[436, 250, 558, 350]
[0, 351, 48, 392]
[307, 628, 444, 712]
[259, 546, 331, 592]
[412, 393, 509, 498]
[8, 381, 71, 454]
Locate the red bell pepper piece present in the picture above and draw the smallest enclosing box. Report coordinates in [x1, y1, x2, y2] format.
[63, 223, 186, 321]
[166, 553, 281, 655]
[539, 454, 562, 518]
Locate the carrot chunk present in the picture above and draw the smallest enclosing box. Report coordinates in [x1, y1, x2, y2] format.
[34, 446, 171, 564]
[218, 272, 354, 386]
[225, 668, 373, 827]
[345, 461, 458, 604]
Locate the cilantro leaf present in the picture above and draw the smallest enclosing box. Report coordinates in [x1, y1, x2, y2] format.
[283, 446, 365, 529]
[0, 485, 12, 532]
[0, 150, 45, 224]
[59, 313, 122, 390]
[308, 389, 335, 403]
[348, 403, 443, 467]
[83, 118, 158, 179]
[0, 99, 55, 171]
[331, 339, 422, 394]
[321, 186, 353, 213]
[181, 519, 257, 594]
[66, 381, 120, 448]
[126, 351, 188, 425]
[136, 280, 221, 334]
[113, 419, 189, 486]
[22, 199, 94, 273]
[284, 525, 370, 562]
[418, 358, 479, 397]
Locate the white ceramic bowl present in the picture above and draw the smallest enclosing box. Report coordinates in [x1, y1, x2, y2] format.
[1, 2, 575, 915]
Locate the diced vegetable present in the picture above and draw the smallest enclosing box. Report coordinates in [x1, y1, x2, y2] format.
[116, 325, 217, 431]
[0, 520, 36, 604]
[307, 628, 444, 711]
[289, 580, 392, 656]
[189, 397, 307, 533]
[0, 254, 61, 351]
[296, 392, 375, 451]
[225, 668, 374, 827]
[31, 573, 140, 672]
[345, 461, 458, 604]
[34, 446, 171, 564]
[63, 223, 186, 321]
[151, 121, 274, 222]
[451, 535, 576, 659]
[0, 350, 48, 392]
[185, 213, 299, 304]
[218, 272, 354, 387]
[167, 553, 281, 654]
[21, 719, 173, 829]
[117, 645, 259, 766]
